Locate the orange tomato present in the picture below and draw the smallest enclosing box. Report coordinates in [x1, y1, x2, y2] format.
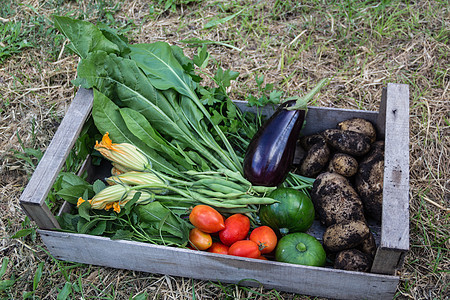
[207, 242, 229, 255]
[189, 205, 225, 233]
[219, 214, 250, 246]
[228, 240, 261, 259]
[189, 228, 212, 250]
[249, 226, 278, 254]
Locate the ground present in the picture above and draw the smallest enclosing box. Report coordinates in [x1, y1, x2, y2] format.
[0, 0, 449, 299]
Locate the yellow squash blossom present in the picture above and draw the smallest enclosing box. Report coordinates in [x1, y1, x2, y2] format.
[95, 132, 151, 172]
[77, 184, 153, 213]
[106, 171, 167, 194]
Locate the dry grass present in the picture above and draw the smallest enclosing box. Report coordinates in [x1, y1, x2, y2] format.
[1, 0, 449, 299]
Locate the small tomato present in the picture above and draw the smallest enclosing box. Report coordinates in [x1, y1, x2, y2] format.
[207, 242, 229, 255]
[219, 214, 250, 246]
[249, 226, 278, 254]
[189, 228, 212, 251]
[228, 240, 261, 259]
[189, 205, 225, 233]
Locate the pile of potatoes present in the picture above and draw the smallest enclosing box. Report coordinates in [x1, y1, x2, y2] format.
[295, 118, 385, 272]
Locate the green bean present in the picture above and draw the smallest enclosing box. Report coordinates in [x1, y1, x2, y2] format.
[226, 197, 278, 205]
[193, 188, 247, 199]
[250, 185, 277, 194]
[216, 168, 252, 186]
[214, 207, 258, 215]
[194, 178, 247, 193]
[186, 190, 247, 208]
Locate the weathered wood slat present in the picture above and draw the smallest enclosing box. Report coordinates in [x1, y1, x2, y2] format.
[371, 83, 410, 274]
[39, 230, 399, 300]
[19, 88, 94, 229]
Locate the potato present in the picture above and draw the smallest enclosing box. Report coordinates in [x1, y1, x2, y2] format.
[338, 118, 377, 143]
[355, 141, 385, 222]
[323, 220, 370, 252]
[358, 231, 377, 258]
[311, 172, 366, 227]
[322, 129, 371, 156]
[298, 140, 330, 177]
[329, 153, 358, 177]
[334, 249, 372, 272]
[299, 134, 326, 151]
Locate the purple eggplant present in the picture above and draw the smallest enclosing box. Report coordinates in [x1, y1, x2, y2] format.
[243, 79, 328, 186]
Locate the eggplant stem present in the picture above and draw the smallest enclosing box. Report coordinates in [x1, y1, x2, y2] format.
[286, 78, 329, 111]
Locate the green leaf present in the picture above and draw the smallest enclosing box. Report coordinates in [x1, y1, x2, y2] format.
[10, 228, 33, 239]
[180, 38, 242, 52]
[33, 262, 44, 290]
[57, 185, 92, 205]
[59, 172, 89, 189]
[92, 89, 181, 175]
[130, 42, 197, 100]
[204, 8, 245, 29]
[119, 108, 191, 170]
[214, 67, 239, 89]
[23, 291, 35, 299]
[135, 202, 189, 241]
[56, 213, 80, 232]
[92, 180, 106, 194]
[132, 292, 148, 300]
[97, 24, 130, 56]
[0, 258, 9, 278]
[57, 282, 72, 300]
[110, 229, 134, 240]
[78, 200, 91, 221]
[0, 279, 15, 291]
[53, 16, 120, 58]
[87, 220, 107, 236]
[193, 45, 209, 69]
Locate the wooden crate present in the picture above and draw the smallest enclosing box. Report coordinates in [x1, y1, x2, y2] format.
[19, 84, 410, 300]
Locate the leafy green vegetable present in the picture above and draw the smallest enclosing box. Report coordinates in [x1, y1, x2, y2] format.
[53, 16, 119, 58]
[52, 16, 315, 248]
[135, 201, 190, 241]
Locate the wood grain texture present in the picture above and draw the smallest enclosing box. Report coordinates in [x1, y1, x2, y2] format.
[39, 230, 399, 300]
[371, 83, 410, 274]
[380, 83, 410, 251]
[19, 88, 94, 229]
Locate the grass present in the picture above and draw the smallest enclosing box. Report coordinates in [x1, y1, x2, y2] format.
[1, 0, 449, 299]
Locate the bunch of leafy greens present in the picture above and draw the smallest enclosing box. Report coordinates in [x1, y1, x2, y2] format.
[53, 16, 313, 246]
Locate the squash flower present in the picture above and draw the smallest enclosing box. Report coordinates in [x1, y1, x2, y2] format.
[95, 132, 151, 172]
[77, 184, 154, 213]
[106, 171, 168, 194]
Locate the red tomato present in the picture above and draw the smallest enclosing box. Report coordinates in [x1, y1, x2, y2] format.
[189, 205, 225, 233]
[249, 226, 278, 254]
[219, 214, 250, 246]
[228, 240, 261, 258]
[256, 255, 268, 260]
[189, 228, 212, 250]
[207, 242, 229, 255]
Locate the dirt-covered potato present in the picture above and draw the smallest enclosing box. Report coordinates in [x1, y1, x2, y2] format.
[329, 153, 358, 177]
[311, 172, 366, 227]
[356, 141, 385, 222]
[299, 134, 326, 151]
[298, 140, 330, 177]
[334, 249, 372, 272]
[338, 118, 377, 143]
[323, 220, 370, 252]
[322, 129, 371, 156]
[358, 231, 377, 258]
